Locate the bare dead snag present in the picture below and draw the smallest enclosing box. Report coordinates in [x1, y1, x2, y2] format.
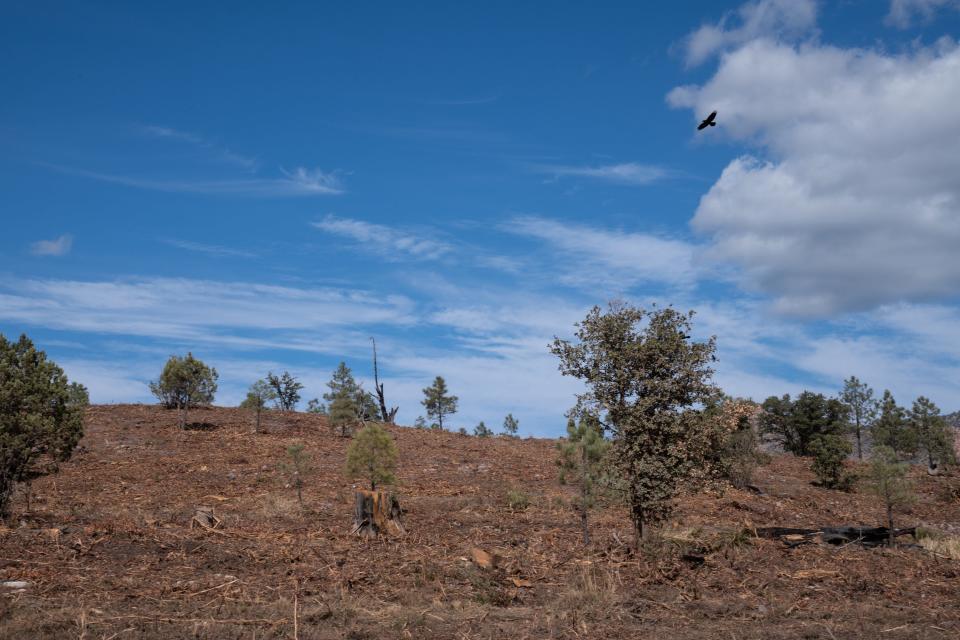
[371, 338, 398, 424]
[351, 489, 405, 538]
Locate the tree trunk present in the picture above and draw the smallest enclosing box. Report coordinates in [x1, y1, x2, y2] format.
[886, 501, 894, 545]
[352, 490, 405, 538]
[855, 417, 862, 460]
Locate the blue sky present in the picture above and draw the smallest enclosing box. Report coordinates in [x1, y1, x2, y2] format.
[3, 0, 960, 436]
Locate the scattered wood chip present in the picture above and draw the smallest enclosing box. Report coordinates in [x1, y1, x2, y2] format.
[471, 547, 494, 569]
[510, 577, 533, 588]
[791, 569, 840, 580]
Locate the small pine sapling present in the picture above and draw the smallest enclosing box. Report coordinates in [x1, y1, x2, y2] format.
[810, 434, 855, 490]
[346, 423, 398, 491]
[867, 445, 914, 543]
[556, 414, 610, 545]
[241, 379, 277, 433]
[501, 413, 519, 437]
[282, 443, 311, 511]
[474, 421, 493, 438]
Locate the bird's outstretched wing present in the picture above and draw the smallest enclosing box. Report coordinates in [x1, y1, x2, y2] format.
[697, 110, 718, 131]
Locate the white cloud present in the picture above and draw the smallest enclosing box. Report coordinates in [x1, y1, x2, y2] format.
[668, 36, 960, 315]
[506, 215, 699, 290]
[30, 234, 73, 257]
[887, 0, 960, 28]
[312, 215, 453, 261]
[45, 164, 343, 197]
[533, 162, 668, 186]
[160, 238, 257, 258]
[0, 277, 415, 348]
[143, 125, 259, 170]
[682, 0, 817, 67]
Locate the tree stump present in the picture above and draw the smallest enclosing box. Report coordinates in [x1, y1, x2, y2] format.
[191, 506, 222, 529]
[352, 490, 404, 537]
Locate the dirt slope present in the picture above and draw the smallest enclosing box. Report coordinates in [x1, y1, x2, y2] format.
[1, 405, 959, 639]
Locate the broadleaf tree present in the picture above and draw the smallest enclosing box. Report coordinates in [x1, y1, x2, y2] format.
[550, 301, 721, 545]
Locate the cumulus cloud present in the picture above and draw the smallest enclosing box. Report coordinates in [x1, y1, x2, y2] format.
[682, 0, 817, 67]
[312, 215, 453, 260]
[887, 0, 960, 28]
[532, 162, 668, 186]
[668, 36, 960, 315]
[30, 234, 73, 256]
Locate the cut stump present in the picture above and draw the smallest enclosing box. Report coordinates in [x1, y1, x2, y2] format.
[352, 490, 405, 538]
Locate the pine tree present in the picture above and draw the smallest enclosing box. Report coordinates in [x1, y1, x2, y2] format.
[551, 302, 721, 544]
[421, 376, 458, 430]
[240, 379, 276, 433]
[346, 423, 398, 490]
[867, 445, 914, 541]
[872, 391, 916, 459]
[840, 376, 876, 460]
[910, 396, 956, 474]
[328, 391, 359, 437]
[760, 392, 847, 456]
[0, 334, 85, 516]
[266, 371, 303, 412]
[501, 413, 519, 437]
[323, 362, 378, 425]
[473, 421, 492, 437]
[557, 414, 610, 545]
[150, 353, 218, 429]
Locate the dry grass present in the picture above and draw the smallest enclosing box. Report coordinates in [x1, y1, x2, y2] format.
[917, 528, 960, 559]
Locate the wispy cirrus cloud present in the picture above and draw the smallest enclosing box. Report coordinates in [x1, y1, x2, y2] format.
[532, 162, 669, 186]
[43, 163, 344, 197]
[312, 215, 453, 261]
[160, 238, 258, 258]
[30, 234, 73, 257]
[506, 215, 699, 289]
[142, 124, 259, 170]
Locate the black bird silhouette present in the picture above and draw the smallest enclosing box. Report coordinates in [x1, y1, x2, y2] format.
[698, 110, 717, 131]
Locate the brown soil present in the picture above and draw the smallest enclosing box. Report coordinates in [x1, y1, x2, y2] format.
[1, 404, 958, 639]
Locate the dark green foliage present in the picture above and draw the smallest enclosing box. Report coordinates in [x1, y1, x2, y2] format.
[66, 382, 90, 407]
[872, 391, 917, 459]
[867, 445, 914, 536]
[557, 414, 611, 545]
[810, 434, 855, 490]
[761, 391, 847, 456]
[345, 423, 398, 490]
[421, 376, 458, 430]
[323, 362, 379, 428]
[305, 398, 327, 414]
[501, 413, 519, 436]
[328, 391, 359, 437]
[413, 416, 427, 429]
[240, 379, 276, 433]
[0, 334, 85, 516]
[266, 371, 303, 411]
[839, 376, 876, 460]
[149, 353, 218, 429]
[551, 302, 721, 543]
[473, 421, 493, 437]
[910, 396, 956, 473]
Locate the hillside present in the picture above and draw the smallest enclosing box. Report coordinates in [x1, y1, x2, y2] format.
[2, 405, 959, 639]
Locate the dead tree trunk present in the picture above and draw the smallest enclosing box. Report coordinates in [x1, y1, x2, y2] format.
[352, 490, 405, 538]
[371, 338, 398, 424]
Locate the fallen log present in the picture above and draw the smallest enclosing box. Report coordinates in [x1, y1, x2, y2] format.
[756, 525, 916, 548]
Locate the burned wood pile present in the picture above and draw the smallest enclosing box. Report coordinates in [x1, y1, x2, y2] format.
[756, 525, 917, 548]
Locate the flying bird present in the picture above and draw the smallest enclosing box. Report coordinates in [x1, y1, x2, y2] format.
[697, 110, 717, 131]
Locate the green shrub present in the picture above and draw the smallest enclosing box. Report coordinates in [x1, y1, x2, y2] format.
[810, 434, 855, 490]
